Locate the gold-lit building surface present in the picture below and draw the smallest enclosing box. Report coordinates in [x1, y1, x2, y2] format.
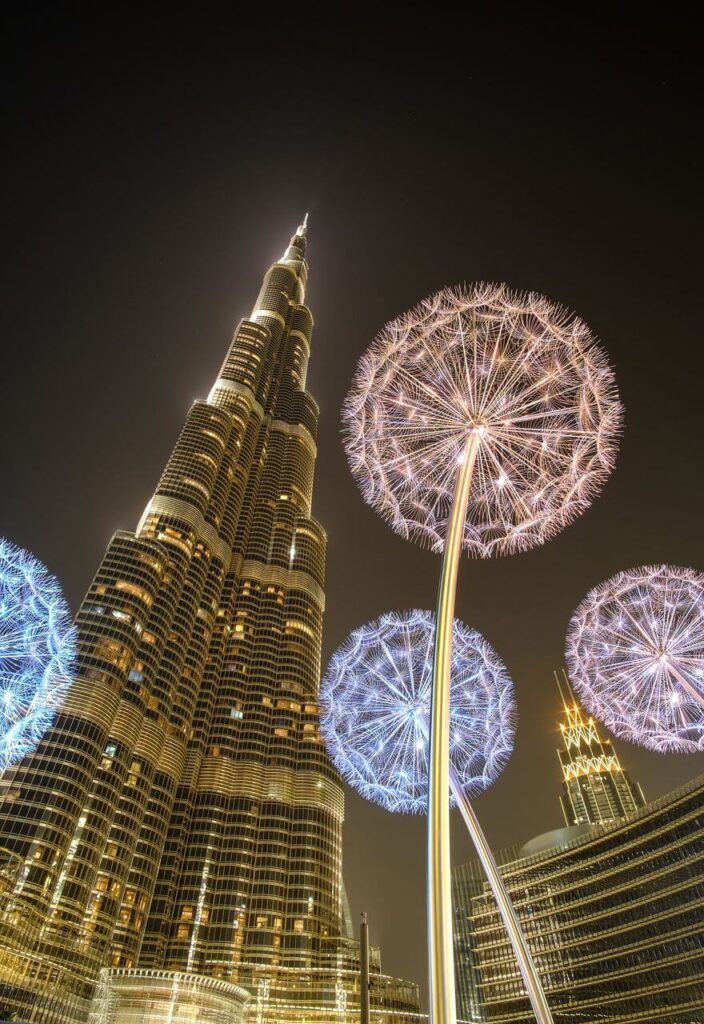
[556, 673, 645, 827]
[454, 772, 704, 1023]
[0, 219, 419, 1024]
[88, 969, 250, 1024]
[0, 847, 97, 1022]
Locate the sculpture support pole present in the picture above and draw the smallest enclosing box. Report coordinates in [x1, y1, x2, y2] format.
[448, 766, 555, 1024]
[428, 431, 478, 1024]
[428, 428, 554, 1024]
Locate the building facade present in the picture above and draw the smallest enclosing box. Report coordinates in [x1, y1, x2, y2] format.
[454, 773, 704, 1023]
[453, 847, 522, 1024]
[0, 220, 419, 1024]
[556, 679, 645, 827]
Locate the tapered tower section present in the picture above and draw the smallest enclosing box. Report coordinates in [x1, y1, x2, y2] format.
[556, 673, 645, 827]
[131, 219, 342, 984]
[0, 221, 419, 1024]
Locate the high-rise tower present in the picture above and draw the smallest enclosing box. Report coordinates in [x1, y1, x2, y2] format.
[0, 221, 419, 1024]
[555, 671, 645, 827]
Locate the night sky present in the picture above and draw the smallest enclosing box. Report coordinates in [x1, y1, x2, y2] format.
[2, 10, 703, 1007]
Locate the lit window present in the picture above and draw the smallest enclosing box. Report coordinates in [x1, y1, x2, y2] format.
[115, 580, 153, 606]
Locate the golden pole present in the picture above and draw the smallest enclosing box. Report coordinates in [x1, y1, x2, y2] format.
[427, 428, 554, 1024]
[427, 431, 478, 1024]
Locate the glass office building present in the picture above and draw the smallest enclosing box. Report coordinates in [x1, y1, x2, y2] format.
[454, 772, 704, 1022]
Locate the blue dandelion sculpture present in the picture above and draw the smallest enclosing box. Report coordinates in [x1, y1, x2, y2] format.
[319, 609, 516, 814]
[0, 538, 76, 772]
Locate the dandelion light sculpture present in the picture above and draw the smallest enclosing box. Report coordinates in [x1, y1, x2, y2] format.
[566, 564, 704, 753]
[343, 283, 621, 558]
[343, 283, 623, 1024]
[320, 609, 516, 814]
[0, 538, 76, 772]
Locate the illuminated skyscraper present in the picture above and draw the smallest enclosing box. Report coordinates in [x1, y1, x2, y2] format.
[0, 220, 419, 1024]
[555, 671, 645, 827]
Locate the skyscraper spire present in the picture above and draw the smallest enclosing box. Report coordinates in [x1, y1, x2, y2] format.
[280, 217, 309, 268]
[0, 220, 418, 1024]
[553, 667, 570, 711]
[555, 669, 645, 827]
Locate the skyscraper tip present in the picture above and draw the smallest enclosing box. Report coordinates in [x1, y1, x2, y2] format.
[554, 669, 570, 712]
[299, 212, 309, 236]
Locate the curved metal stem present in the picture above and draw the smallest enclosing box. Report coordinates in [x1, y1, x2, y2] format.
[427, 430, 554, 1024]
[448, 766, 554, 1023]
[428, 433, 479, 1024]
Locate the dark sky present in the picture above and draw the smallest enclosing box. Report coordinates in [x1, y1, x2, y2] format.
[2, 8, 703, 1007]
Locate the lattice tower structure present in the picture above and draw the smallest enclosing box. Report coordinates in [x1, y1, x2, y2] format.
[556, 676, 645, 827]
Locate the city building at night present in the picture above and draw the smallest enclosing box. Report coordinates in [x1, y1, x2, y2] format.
[453, 771, 704, 1022]
[555, 675, 646, 827]
[0, 220, 420, 1024]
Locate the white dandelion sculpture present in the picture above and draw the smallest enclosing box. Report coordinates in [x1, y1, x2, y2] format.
[0, 538, 76, 772]
[343, 283, 623, 1024]
[566, 564, 704, 754]
[320, 610, 516, 814]
[344, 283, 621, 557]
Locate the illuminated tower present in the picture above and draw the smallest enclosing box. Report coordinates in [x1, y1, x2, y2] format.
[0, 220, 419, 1024]
[556, 671, 645, 827]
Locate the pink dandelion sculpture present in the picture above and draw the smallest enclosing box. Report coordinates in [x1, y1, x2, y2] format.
[343, 283, 623, 1024]
[343, 283, 622, 558]
[566, 564, 704, 754]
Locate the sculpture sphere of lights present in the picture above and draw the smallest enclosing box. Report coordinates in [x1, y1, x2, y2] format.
[343, 283, 623, 1024]
[343, 283, 622, 558]
[320, 609, 516, 814]
[0, 538, 76, 772]
[566, 564, 704, 754]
